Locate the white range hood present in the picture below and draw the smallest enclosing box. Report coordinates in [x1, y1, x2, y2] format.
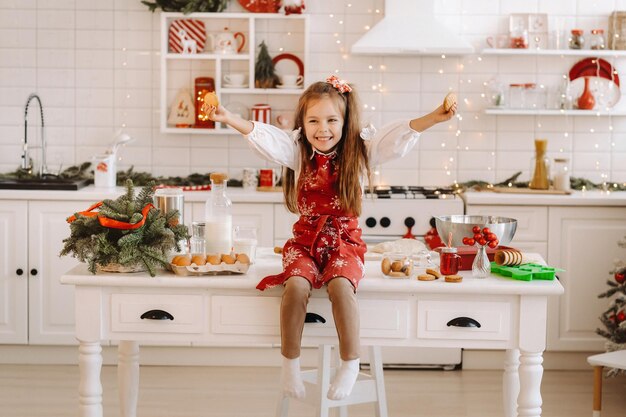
[351, 0, 474, 56]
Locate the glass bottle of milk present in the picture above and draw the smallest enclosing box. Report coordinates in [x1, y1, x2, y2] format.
[205, 173, 232, 254]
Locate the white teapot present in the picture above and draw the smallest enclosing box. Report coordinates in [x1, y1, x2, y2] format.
[208, 27, 246, 54]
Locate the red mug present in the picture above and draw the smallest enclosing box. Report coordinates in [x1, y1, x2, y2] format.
[259, 168, 279, 187]
[252, 103, 271, 124]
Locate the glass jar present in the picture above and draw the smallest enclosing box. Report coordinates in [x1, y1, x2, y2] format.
[529, 139, 551, 190]
[510, 26, 528, 49]
[205, 173, 232, 254]
[589, 29, 606, 50]
[569, 29, 584, 49]
[381, 252, 412, 278]
[440, 247, 460, 276]
[190, 221, 206, 257]
[552, 158, 571, 191]
[509, 84, 526, 108]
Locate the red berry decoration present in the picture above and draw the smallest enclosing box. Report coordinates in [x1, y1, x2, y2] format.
[462, 237, 469, 245]
[466, 238, 475, 246]
[477, 238, 487, 246]
[472, 226, 481, 234]
[615, 271, 625, 284]
[482, 227, 491, 234]
[473, 233, 482, 241]
[488, 240, 498, 249]
[487, 233, 497, 242]
[617, 310, 626, 323]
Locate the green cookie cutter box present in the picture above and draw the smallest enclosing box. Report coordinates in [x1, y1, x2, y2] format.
[490, 262, 560, 281]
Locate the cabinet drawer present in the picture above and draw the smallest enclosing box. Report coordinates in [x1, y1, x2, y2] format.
[417, 300, 511, 341]
[211, 296, 409, 339]
[466, 205, 547, 241]
[110, 294, 204, 334]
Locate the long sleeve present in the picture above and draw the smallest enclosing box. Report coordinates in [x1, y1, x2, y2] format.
[244, 121, 299, 170]
[367, 120, 421, 167]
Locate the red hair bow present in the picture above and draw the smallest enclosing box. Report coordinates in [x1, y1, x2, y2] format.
[326, 75, 352, 93]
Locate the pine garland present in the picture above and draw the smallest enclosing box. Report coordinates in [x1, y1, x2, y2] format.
[60, 180, 189, 277]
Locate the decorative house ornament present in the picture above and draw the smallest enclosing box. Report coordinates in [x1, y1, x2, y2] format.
[168, 89, 195, 128]
[168, 19, 206, 53]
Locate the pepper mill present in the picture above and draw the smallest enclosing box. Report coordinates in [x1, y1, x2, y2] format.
[529, 139, 550, 190]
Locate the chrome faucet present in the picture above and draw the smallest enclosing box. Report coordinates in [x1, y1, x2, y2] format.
[22, 93, 47, 177]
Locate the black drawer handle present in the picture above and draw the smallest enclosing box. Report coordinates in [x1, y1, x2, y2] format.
[30, 268, 38, 276]
[305, 312, 326, 323]
[447, 316, 481, 328]
[16, 268, 24, 276]
[140, 309, 174, 321]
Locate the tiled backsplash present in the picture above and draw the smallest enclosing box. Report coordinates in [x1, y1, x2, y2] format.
[1, 0, 625, 185]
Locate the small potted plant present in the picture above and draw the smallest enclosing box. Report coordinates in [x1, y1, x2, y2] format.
[60, 180, 189, 276]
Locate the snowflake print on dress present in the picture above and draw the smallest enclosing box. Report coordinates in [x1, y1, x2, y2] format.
[283, 246, 302, 268]
[298, 197, 317, 217]
[330, 195, 341, 210]
[290, 267, 303, 277]
[332, 257, 348, 269]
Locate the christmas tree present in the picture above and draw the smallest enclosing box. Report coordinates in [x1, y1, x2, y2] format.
[255, 41, 278, 88]
[596, 235, 626, 376]
[60, 180, 189, 277]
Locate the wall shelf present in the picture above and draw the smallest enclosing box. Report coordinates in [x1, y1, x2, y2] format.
[481, 48, 626, 57]
[485, 108, 626, 116]
[160, 12, 309, 134]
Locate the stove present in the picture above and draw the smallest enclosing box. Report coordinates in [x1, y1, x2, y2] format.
[359, 185, 465, 370]
[360, 185, 464, 244]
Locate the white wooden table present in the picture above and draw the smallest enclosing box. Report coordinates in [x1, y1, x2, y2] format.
[61, 249, 563, 417]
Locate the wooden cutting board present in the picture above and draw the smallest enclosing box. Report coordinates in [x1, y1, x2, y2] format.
[492, 186, 571, 195]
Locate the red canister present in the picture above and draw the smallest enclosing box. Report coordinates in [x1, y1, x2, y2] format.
[194, 77, 215, 128]
[440, 247, 461, 276]
[251, 103, 271, 124]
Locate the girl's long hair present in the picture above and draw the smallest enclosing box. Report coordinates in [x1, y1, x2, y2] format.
[283, 81, 370, 216]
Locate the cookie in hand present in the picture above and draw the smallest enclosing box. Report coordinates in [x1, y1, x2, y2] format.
[443, 92, 457, 112]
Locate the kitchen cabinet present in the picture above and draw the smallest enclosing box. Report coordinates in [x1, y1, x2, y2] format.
[160, 12, 309, 135]
[190, 202, 274, 246]
[466, 200, 626, 351]
[0, 200, 90, 345]
[0, 201, 27, 343]
[547, 206, 626, 351]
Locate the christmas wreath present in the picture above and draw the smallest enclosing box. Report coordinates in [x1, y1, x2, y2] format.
[60, 180, 189, 276]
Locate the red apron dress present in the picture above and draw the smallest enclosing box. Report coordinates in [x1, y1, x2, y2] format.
[256, 151, 367, 291]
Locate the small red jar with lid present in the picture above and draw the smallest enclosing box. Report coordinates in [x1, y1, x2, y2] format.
[440, 247, 461, 276]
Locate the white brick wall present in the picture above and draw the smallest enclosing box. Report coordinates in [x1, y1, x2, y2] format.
[1, 0, 625, 185]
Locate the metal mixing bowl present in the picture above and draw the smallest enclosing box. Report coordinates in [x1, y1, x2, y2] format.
[435, 215, 517, 247]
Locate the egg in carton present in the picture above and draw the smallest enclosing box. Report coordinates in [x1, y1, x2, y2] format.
[170, 253, 250, 276]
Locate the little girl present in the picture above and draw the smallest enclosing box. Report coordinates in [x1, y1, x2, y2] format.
[204, 75, 456, 401]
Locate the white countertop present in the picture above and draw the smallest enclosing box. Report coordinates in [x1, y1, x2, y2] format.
[3, 185, 626, 207]
[0, 185, 285, 203]
[462, 189, 626, 206]
[61, 248, 564, 297]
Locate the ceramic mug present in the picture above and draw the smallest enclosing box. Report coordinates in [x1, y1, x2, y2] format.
[281, 74, 303, 87]
[259, 168, 279, 187]
[486, 34, 509, 49]
[242, 167, 258, 190]
[251, 103, 271, 124]
[224, 73, 246, 86]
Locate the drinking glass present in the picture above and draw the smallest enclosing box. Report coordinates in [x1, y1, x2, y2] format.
[233, 225, 258, 263]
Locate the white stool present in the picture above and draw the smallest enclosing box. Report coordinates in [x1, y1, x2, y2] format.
[587, 350, 626, 417]
[276, 345, 388, 417]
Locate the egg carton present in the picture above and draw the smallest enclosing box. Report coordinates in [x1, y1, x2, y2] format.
[170, 262, 250, 276]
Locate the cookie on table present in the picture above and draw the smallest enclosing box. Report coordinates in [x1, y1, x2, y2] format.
[444, 274, 463, 283]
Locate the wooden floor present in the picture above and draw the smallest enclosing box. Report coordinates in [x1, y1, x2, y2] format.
[0, 364, 624, 417]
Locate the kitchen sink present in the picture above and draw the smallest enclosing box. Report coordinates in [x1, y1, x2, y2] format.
[0, 177, 91, 190]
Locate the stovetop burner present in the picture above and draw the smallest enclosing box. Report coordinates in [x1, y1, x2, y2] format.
[365, 185, 458, 199]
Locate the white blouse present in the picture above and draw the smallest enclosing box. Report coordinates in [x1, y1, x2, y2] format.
[244, 120, 421, 174]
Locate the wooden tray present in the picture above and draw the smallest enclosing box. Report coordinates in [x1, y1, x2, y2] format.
[492, 186, 571, 195]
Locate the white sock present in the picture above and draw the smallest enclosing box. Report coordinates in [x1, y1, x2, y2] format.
[281, 356, 305, 399]
[327, 358, 360, 400]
